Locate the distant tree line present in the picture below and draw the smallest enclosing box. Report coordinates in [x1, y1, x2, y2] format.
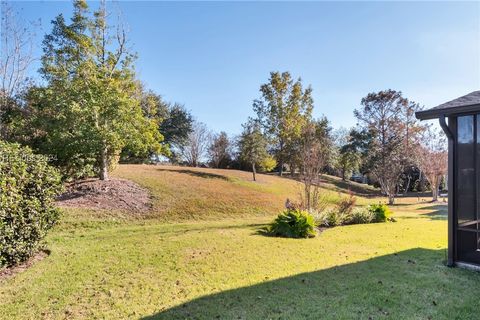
[234, 73, 447, 205]
[0, 0, 447, 204]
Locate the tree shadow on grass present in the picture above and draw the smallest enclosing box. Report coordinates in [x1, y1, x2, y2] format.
[400, 211, 447, 221]
[417, 204, 448, 211]
[253, 226, 271, 237]
[389, 203, 416, 207]
[403, 204, 448, 221]
[318, 175, 380, 197]
[157, 168, 230, 181]
[142, 248, 480, 320]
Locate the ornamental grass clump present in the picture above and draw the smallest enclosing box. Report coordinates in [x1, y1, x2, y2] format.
[314, 199, 393, 227]
[0, 142, 63, 268]
[349, 207, 375, 224]
[267, 208, 316, 238]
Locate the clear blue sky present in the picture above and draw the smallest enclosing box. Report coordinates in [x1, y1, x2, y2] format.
[11, 1, 480, 135]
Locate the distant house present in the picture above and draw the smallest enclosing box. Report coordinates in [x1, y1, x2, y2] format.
[416, 90, 480, 269]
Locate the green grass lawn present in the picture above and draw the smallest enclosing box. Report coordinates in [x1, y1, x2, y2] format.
[1, 165, 479, 319]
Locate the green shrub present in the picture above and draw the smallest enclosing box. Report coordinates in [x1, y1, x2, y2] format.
[348, 207, 374, 224]
[368, 203, 392, 222]
[313, 208, 339, 227]
[0, 142, 63, 267]
[258, 155, 277, 172]
[267, 209, 316, 238]
[313, 202, 391, 229]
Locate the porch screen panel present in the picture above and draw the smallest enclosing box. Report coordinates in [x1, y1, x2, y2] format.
[457, 115, 475, 224]
[456, 115, 479, 264]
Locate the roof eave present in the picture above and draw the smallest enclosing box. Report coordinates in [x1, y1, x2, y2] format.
[415, 103, 480, 120]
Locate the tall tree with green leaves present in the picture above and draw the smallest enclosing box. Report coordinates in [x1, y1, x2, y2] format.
[253, 71, 313, 176]
[238, 120, 270, 181]
[121, 88, 193, 163]
[136, 88, 194, 153]
[354, 89, 424, 204]
[337, 129, 361, 181]
[30, 0, 163, 179]
[159, 102, 193, 162]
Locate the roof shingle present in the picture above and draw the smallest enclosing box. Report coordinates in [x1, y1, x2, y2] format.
[416, 90, 480, 120]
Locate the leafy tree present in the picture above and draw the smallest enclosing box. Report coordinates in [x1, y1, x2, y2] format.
[160, 103, 193, 160]
[238, 120, 270, 181]
[337, 130, 361, 181]
[119, 88, 163, 163]
[136, 89, 194, 161]
[347, 128, 374, 175]
[121, 88, 194, 163]
[354, 89, 424, 204]
[338, 145, 360, 181]
[208, 131, 231, 168]
[27, 0, 162, 180]
[258, 155, 277, 172]
[253, 71, 313, 176]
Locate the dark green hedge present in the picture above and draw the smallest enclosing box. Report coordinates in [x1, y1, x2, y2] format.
[0, 142, 63, 267]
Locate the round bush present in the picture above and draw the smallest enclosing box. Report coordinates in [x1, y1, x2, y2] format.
[0, 142, 63, 267]
[267, 209, 316, 238]
[368, 203, 392, 222]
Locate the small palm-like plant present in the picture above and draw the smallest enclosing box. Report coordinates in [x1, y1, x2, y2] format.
[267, 209, 316, 238]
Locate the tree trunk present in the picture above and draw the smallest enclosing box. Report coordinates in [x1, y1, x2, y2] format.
[388, 194, 395, 205]
[305, 183, 311, 210]
[405, 174, 412, 194]
[100, 144, 109, 181]
[278, 141, 284, 176]
[432, 188, 438, 202]
[432, 176, 439, 202]
[252, 163, 256, 181]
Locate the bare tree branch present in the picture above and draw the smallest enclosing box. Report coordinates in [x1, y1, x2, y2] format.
[0, 1, 36, 138]
[181, 121, 211, 167]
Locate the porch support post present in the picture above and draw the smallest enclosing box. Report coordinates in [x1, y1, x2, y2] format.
[439, 115, 455, 267]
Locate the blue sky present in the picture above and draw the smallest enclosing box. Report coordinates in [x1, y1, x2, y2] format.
[11, 1, 480, 135]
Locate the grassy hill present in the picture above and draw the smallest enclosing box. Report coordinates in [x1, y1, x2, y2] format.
[112, 164, 378, 221]
[2, 165, 479, 319]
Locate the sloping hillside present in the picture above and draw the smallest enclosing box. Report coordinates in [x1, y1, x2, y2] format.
[112, 165, 377, 220]
[2, 164, 468, 320]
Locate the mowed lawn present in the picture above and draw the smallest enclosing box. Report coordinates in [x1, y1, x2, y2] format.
[1, 165, 479, 319]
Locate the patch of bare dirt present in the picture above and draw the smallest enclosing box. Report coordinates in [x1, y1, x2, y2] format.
[56, 178, 152, 212]
[0, 250, 50, 281]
